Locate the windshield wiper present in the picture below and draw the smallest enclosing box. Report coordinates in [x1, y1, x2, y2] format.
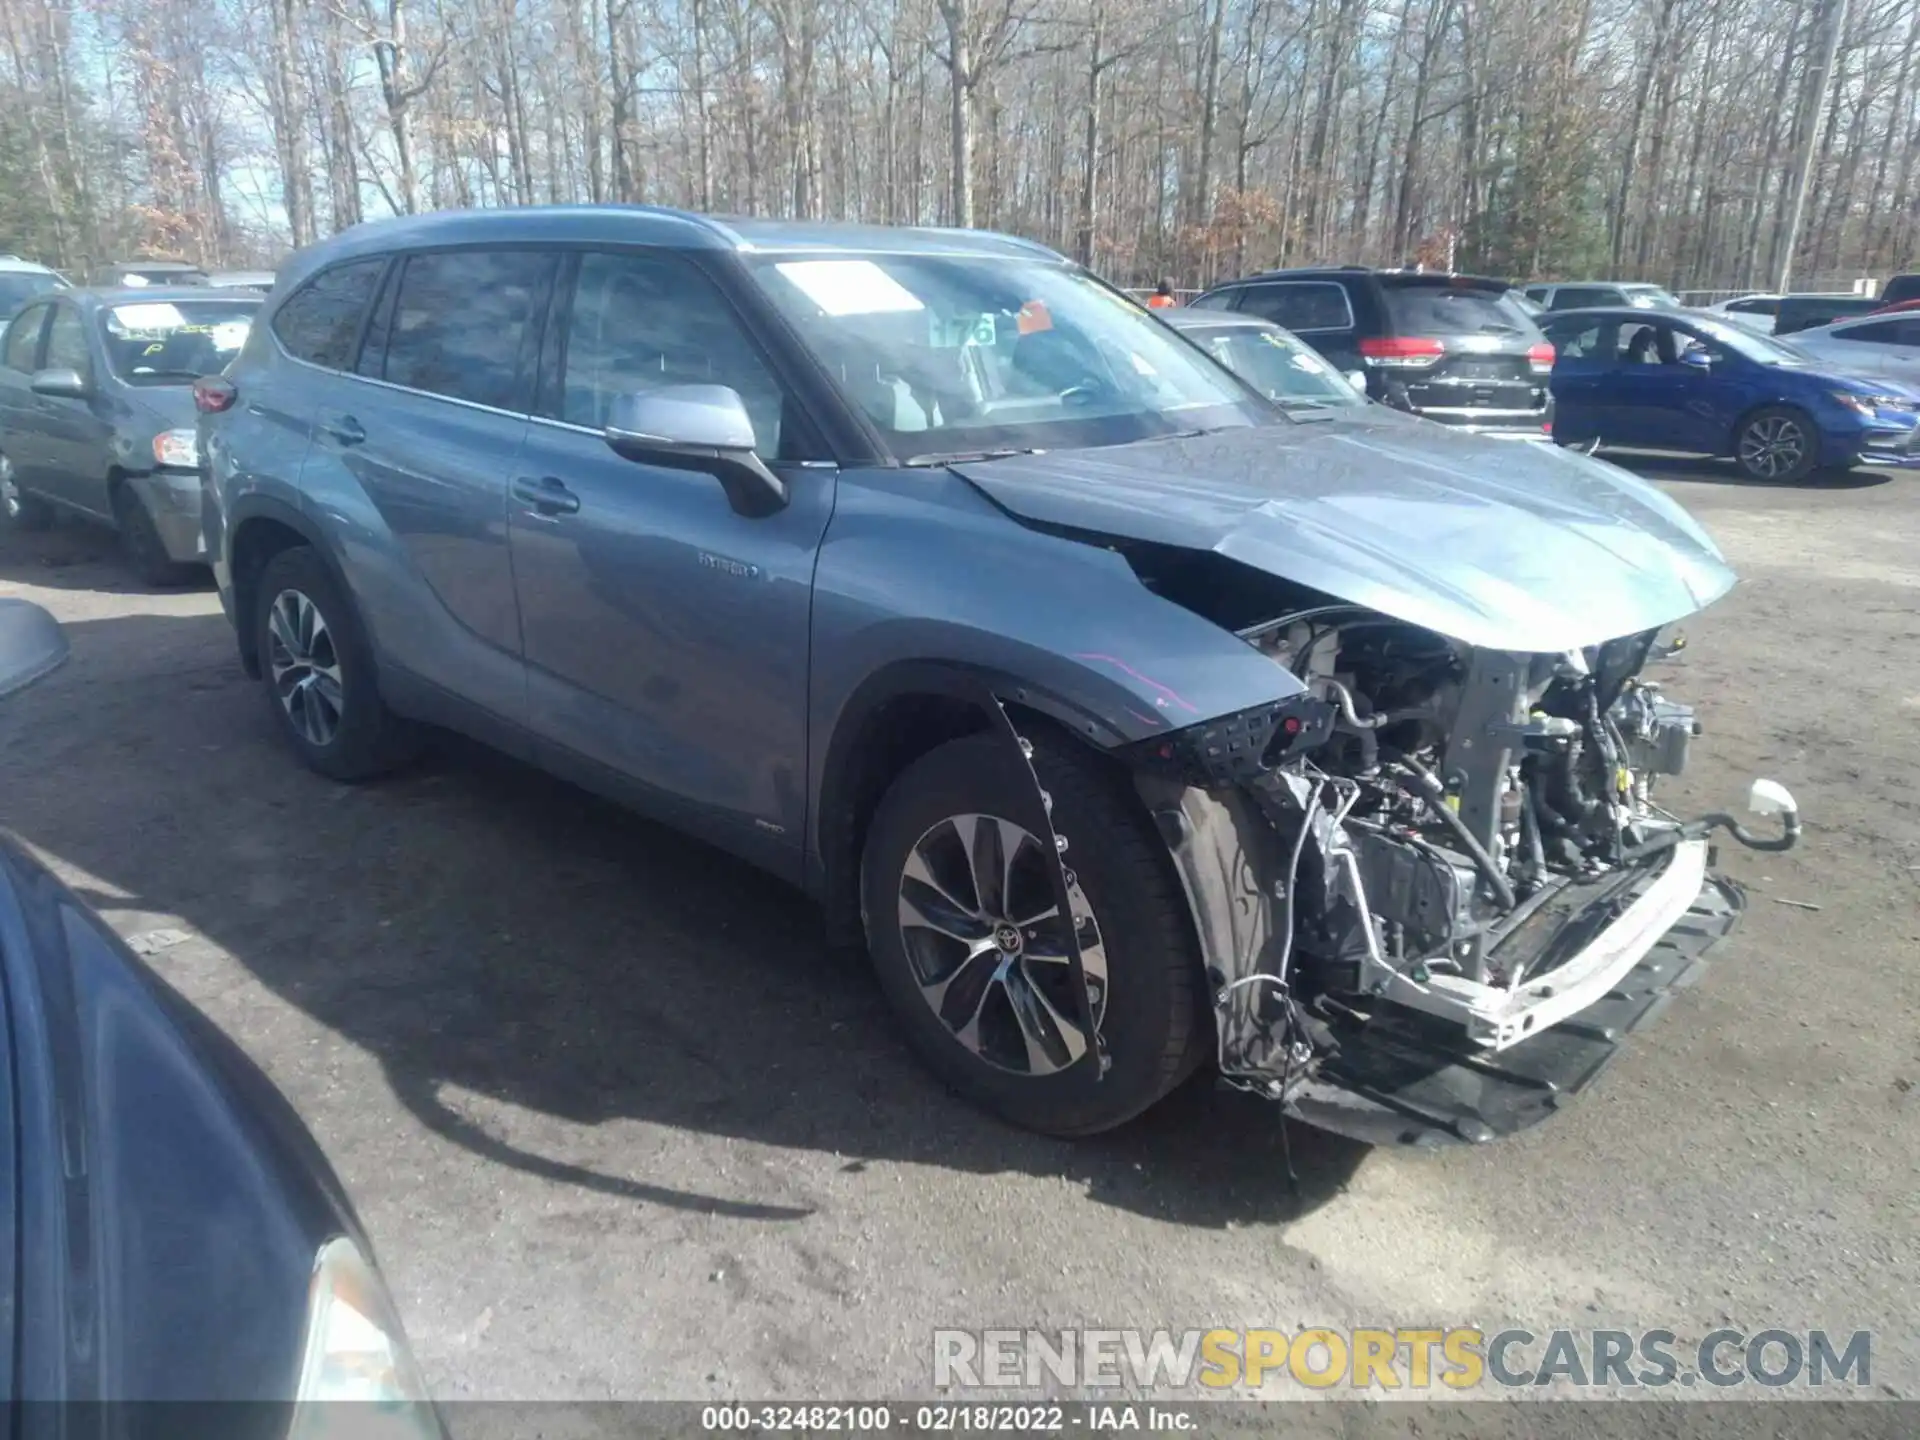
[902, 447, 1045, 467]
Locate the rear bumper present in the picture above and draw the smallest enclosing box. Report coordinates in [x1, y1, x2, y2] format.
[126, 468, 207, 564]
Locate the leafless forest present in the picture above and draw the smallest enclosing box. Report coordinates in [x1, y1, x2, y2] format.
[0, 0, 1913, 290]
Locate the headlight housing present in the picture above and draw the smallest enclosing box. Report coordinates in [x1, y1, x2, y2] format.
[152, 428, 199, 468]
[1830, 390, 1917, 419]
[288, 1237, 442, 1440]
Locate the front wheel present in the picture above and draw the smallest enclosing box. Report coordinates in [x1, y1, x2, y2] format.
[1733, 406, 1818, 482]
[860, 731, 1204, 1136]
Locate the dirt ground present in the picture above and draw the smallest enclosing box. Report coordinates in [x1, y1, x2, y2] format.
[0, 454, 1914, 1412]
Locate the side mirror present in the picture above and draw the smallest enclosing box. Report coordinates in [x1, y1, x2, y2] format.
[30, 367, 90, 399]
[0, 598, 69, 700]
[1345, 370, 1368, 394]
[604, 384, 788, 517]
[1678, 348, 1713, 371]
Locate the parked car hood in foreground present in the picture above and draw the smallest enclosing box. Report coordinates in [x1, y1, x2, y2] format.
[953, 416, 1735, 653]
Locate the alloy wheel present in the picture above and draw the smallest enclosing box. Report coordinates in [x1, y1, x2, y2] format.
[895, 812, 1108, 1076]
[1738, 416, 1806, 478]
[266, 587, 345, 747]
[1, 457, 19, 519]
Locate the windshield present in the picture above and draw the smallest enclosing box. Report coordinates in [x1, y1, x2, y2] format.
[1380, 282, 1543, 338]
[100, 299, 257, 383]
[1687, 315, 1804, 365]
[1190, 325, 1364, 408]
[748, 254, 1270, 461]
[0, 271, 65, 317]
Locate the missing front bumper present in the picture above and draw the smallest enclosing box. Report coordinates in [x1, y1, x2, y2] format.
[1141, 776, 1748, 1147]
[1286, 870, 1744, 1146]
[1370, 840, 1711, 1051]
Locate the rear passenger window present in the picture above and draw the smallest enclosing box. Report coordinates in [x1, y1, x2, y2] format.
[378, 250, 553, 411]
[1237, 282, 1353, 333]
[1830, 319, 1916, 346]
[559, 250, 792, 457]
[1549, 323, 1605, 359]
[1188, 290, 1238, 311]
[272, 258, 385, 370]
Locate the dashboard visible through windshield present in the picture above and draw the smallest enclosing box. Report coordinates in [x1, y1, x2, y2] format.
[748, 253, 1272, 461]
[101, 299, 258, 384]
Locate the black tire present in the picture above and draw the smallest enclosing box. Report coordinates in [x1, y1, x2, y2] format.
[1732, 405, 1818, 483]
[111, 482, 197, 587]
[0, 453, 54, 531]
[252, 545, 421, 781]
[861, 730, 1204, 1136]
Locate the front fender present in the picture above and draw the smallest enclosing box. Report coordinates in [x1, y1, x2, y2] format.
[806, 467, 1303, 877]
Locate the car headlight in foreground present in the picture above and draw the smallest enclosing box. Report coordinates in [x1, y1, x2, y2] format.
[289, 1237, 444, 1440]
[1830, 390, 1918, 420]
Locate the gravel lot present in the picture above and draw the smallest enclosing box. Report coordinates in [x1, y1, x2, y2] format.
[0, 456, 1914, 1412]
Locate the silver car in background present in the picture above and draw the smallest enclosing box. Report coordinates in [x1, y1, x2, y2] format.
[1782, 311, 1920, 385]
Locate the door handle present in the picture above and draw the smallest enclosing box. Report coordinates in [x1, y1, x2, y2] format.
[320, 411, 365, 446]
[511, 475, 581, 516]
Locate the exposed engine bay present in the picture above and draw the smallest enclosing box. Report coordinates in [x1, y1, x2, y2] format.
[947, 424, 1800, 1144]
[1121, 584, 1800, 1144]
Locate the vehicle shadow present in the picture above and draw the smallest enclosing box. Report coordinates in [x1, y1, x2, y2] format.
[1610, 451, 1898, 489]
[0, 514, 216, 594]
[0, 607, 1370, 1232]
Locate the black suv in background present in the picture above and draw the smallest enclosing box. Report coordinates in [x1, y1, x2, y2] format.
[1773, 293, 1881, 335]
[1192, 267, 1554, 437]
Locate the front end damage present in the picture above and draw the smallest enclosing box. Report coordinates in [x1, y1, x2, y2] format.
[948, 421, 1801, 1143]
[1124, 611, 1797, 1146]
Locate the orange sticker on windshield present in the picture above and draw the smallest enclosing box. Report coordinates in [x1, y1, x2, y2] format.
[1017, 300, 1053, 335]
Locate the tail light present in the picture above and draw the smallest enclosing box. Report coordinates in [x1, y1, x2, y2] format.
[1528, 342, 1556, 375]
[1359, 336, 1445, 368]
[193, 375, 236, 413]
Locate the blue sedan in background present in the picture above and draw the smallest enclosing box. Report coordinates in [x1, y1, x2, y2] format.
[1538, 307, 1920, 481]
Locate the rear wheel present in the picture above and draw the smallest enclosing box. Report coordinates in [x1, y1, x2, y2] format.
[1733, 406, 1818, 482]
[0, 453, 54, 531]
[860, 731, 1203, 1136]
[252, 545, 421, 780]
[112, 483, 197, 586]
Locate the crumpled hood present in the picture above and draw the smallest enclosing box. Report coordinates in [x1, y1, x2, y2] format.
[953, 416, 1736, 652]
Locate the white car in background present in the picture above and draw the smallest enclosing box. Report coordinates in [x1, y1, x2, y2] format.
[0, 255, 68, 319]
[1784, 311, 1920, 384]
[1702, 293, 1781, 334]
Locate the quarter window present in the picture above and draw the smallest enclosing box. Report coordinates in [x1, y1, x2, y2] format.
[376, 250, 553, 411]
[1237, 282, 1354, 332]
[560, 250, 791, 456]
[272, 258, 386, 370]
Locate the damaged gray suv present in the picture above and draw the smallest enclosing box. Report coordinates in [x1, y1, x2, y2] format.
[200, 208, 1801, 1144]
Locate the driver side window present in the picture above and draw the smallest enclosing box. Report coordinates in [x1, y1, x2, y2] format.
[3, 305, 48, 373]
[44, 306, 91, 379]
[561, 250, 802, 460]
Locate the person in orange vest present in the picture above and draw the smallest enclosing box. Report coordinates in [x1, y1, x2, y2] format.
[1146, 278, 1178, 309]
